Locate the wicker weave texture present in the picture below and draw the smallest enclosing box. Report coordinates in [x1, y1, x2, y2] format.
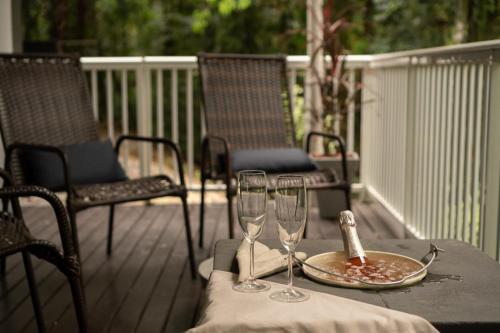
[198, 54, 295, 156]
[73, 175, 183, 209]
[0, 54, 98, 184]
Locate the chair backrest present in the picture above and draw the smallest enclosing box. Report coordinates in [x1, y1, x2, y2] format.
[197, 53, 296, 154]
[0, 54, 99, 184]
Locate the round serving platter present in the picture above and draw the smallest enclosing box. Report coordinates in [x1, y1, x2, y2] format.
[302, 250, 427, 290]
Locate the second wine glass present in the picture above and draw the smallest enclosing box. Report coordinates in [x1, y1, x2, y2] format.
[270, 175, 309, 302]
[233, 170, 271, 293]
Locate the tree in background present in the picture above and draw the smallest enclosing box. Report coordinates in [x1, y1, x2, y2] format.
[22, 0, 499, 56]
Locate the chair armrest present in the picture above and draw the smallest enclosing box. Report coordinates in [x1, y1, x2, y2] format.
[5, 143, 73, 194]
[115, 134, 186, 186]
[0, 185, 78, 259]
[305, 131, 349, 182]
[201, 135, 233, 179]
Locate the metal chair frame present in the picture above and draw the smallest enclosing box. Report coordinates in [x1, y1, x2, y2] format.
[0, 169, 87, 332]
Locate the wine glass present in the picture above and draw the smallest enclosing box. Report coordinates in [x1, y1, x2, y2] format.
[232, 170, 271, 293]
[270, 175, 309, 302]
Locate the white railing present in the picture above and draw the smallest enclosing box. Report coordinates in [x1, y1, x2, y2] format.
[80, 55, 367, 187]
[361, 39, 500, 260]
[81, 40, 500, 260]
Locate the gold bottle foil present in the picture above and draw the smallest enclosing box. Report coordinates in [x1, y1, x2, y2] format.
[339, 210, 366, 260]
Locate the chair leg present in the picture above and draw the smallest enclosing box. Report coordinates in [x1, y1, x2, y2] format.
[67, 205, 86, 304]
[67, 206, 81, 260]
[22, 251, 46, 333]
[1, 198, 8, 276]
[199, 177, 206, 248]
[107, 204, 115, 255]
[227, 191, 234, 239]
[344, 187, 352, 210]
[181, 196, 197, 279]
[68, 274, 88, 332]
[0, 257, 6, 276]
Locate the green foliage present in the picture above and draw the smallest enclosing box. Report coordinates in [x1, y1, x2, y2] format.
[21, 0, 499, 57]
[94, 0, 165, 55]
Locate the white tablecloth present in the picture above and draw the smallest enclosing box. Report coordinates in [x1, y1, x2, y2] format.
[187, 270, 438, 333]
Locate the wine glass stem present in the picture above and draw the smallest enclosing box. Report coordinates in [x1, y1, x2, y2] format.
[249, 240, 255, 282]
[287, 251, 294, 290]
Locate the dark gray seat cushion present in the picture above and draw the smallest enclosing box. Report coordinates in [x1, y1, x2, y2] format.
[21, 139, 127, 190]
[230, 148, 318, 173]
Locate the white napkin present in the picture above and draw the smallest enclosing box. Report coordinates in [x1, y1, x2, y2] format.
[236, 240, 307, 282]
[187, 270, 439, 333]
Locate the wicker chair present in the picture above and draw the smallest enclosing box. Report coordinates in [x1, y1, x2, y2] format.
[197, 53, 351, 247]
[0, 169, 87, 332]
[0, 54, 196, 278]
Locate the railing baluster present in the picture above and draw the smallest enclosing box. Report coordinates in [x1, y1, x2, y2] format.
[288, 68, 296, 113]
[431, 65, 442, 239]
[157, 68, 164, 174]
[414, 66, 425, 237]
[411, 66, 422, 235]
[201, 105, 206, 139]
[449, 65, 461, 239]
[347, 69, 355, 152]
[121, 70, 129, 170]
[136, 65, 147, 177]
[464, 64, 476, 243]
[145, 67, 152, 176]
[170, 69, 179, 181]
[171, 69, 179, 143]
[383, 69, 389, 203]
[456, 65, 469, 241]
[106, 69, 114, 142]
[437, 65, 448, 239]
[399, 67, 407, 212]
[422, 66, 432, 238]
[91, 70, 99, 121]
[471, 64, 484, 246]
[187, 69, 194, 186]
[443, 64, 455, 239]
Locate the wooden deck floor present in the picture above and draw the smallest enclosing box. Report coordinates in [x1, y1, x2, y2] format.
[0, 199, 405, 333]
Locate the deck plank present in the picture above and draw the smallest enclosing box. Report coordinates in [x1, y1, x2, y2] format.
[0, 199, 402, 333]
[50, 205, 149, 332]
[107, 204, 185, 333]
[21, 206, 136, 332]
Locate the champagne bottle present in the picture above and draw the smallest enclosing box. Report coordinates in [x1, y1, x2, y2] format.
[339, 210, 368, 266]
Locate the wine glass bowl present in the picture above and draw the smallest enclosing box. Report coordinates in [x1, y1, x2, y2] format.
[232, 170, 271, 293]
[270, 175, 309, 302]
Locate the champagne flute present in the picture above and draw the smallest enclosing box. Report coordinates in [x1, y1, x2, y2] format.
[232, 170, 271, 293]
[270, 175, 309, 302]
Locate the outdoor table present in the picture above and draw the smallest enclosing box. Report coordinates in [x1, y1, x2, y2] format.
[212, 239, 500, 333]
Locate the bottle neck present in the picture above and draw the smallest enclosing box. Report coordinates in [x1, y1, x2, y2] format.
[339, 211, 367, 265]
[340, 224, 367, 262]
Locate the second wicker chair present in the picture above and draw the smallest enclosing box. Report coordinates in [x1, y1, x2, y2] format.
[197, 53, 351, 247]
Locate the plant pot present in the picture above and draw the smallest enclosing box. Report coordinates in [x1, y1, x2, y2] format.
[311, 152, 359, 219]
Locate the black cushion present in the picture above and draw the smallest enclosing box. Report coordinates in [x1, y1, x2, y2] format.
[21, 139, 127, 190]
[230, 148, 318, 173]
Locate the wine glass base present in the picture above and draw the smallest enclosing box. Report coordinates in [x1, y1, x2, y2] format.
[233, 280, 271, 293]
[269, 287, 309, 302]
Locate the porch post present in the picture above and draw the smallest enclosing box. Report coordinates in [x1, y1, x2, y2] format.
[306, 0, 324, 154]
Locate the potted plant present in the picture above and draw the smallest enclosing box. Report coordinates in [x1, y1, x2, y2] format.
[308, 1, 361, 218]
